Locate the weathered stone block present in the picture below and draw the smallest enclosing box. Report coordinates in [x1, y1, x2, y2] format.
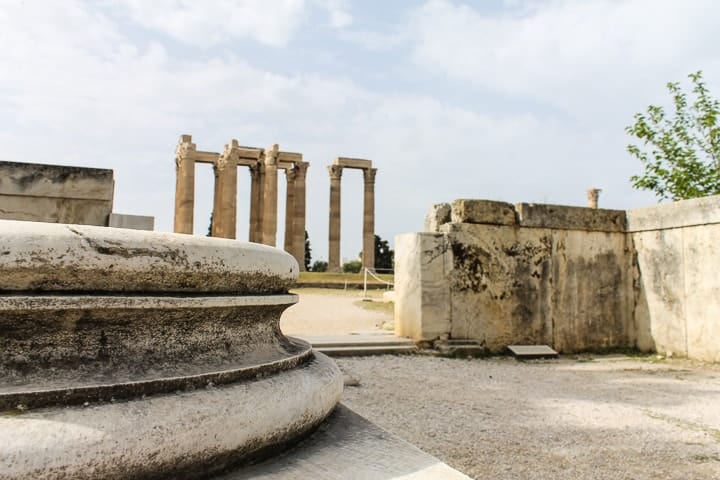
[516, 203, 626, 232]
[109, 213, 155, 230]
[0, 161, 114, 226]
[627, 194, 720, 232]
[424, 202, 451, 232]
[394, 233, 451, 341]
[451, 199, 516, 225]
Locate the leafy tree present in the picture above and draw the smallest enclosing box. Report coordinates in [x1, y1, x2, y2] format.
[627, 70, 720, 200]
[342, 259, 362, 273]
[374, 234, 394, 270]
[311, 260, 328, 272]
[207, 212, 213, 236]
[304, 230, 311, 271]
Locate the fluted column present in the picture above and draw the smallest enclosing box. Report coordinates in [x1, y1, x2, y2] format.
[249, 163, 264, 242]
[261, 144, 279, 246]
[328, 165, 343, 273]
[293, 161, 309, 271]
[587, 188, 601, 209]
[362, 168, 377, 271]
[211, 141, 238, 239]
[283, 167, 296, 253]
[174, 135, 196, 234]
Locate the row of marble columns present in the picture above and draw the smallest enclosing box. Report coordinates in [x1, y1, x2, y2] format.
[174, 135, 378, 273]
[328, 161, 377, 273]
[173, 135, 308, 270]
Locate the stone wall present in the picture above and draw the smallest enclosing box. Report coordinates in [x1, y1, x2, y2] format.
[396, 196, 720, 361]
[0, 161, 114, 226]
[629, 196, 720, 362]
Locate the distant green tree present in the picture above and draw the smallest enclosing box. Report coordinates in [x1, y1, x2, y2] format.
[207, 212, 213, 236]
[304, 230, 312, 271]
[311, 260, 328, 272]
[627, 70, 720, 200]
[342, 259, 362, 273]
[374, 235, 394, 270]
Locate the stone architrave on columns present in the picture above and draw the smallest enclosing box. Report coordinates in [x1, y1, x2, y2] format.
[328, 165, 343, 273]
[293, 161, 309, 271]
[174, 135, 196, 234]
[261, 144, 279, 246]
[283, 167, 297, 254]
[211, 141, 239, 239]
[249, 163, 264, 243]
[362, 167, 377, 271]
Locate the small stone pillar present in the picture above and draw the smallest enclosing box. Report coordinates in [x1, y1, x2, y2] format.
[362, 168, 377, 271]
[173, 135, 196, 234]
[261, 144, 279, 246]
[283, 167, 297, 253]
[293, 161, 309, 271]
[328, 165, 343, 273]
[587, 188, 602, 209]
[211, 140, 238, 239]
[248, 163, 263, 243]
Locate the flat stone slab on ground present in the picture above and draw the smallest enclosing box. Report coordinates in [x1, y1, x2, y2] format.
[223, 404, 470, 479]
[507, 345, 559, 359]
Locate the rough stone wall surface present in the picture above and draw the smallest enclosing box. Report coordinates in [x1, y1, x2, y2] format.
[0, 161, 114, 226]
[398, 197, 720, 358]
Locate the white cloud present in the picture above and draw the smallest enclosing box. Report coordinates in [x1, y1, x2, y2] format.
[312, 0, 353, 29]
[409, 0, 720, 115]
[114, 0, 307, 47]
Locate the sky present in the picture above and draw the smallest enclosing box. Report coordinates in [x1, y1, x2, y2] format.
[1, 0, 719, 263]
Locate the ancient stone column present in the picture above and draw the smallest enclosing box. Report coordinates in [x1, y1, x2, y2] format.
[587, 188, 602, 209]
[284, 167, 297, 254]
[362, 168, 377, 271]
[173, 135, 196, 234]
[249, 163, 263, 242]
[293, 161, 309, 271]
[211, 141, 238, 239]
[261, 144, 279, 246]
[328, 165, 343, 273]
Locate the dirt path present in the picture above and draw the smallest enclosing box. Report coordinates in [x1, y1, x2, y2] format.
[337, 355, 720, 480]
[280, 289, 392, 336]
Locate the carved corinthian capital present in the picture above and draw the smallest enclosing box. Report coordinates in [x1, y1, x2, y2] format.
[175, 134, 196, 169]
[328, 164, 343, 181]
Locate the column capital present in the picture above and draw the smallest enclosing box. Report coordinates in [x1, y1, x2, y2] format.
[263, 144, 279, 167]
[363, 167, 377, 185]
[328, 164, 343, 180]
[285, 166, 297, 183]
[295, 161, 310, 179]
[175, 134, 197, 168]
[215, 139, 239, 173]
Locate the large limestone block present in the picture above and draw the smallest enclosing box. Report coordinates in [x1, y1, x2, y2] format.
[450, 199, 516, 225]
[0, 196, 112, 225]
[683, 224, 720, 362]
[109, 213, 155, 230]
[631, 229, 688, 356]
[627, 194, 720, 232]
[0, 219, 297, 293]
[442, 223, 553, 349]
[550, 229, 635, 352]
[516, 203, 626, 232]
[394, 233, 451, 341]
[424, 202, 451, 232]
[0, 161, 114, 200]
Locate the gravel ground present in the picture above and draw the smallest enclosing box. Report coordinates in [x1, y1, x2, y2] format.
[336, 354, 720, 480]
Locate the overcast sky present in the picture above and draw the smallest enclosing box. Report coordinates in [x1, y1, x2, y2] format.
[1, 0, 719, 262]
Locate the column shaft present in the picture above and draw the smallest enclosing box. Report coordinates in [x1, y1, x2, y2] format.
[261, 145, 279, 246]
[362, 168, 377, 271]
[328, 165, 342, 273]
[173, 135, 196, 234]
[210, 147, 238, 239]
[283, 167, 296, 253]
[293, 162, 309, 271]
[249, 164, 263, 242]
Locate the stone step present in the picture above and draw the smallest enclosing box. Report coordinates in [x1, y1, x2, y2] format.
[315, 345, 418, 357]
